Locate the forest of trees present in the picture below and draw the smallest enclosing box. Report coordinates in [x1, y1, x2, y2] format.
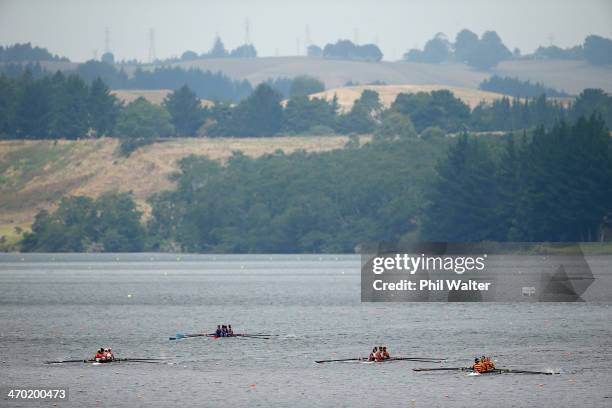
[21, 193, 145, 252]
[20, 113, 612, 252]
[2, 68, 611, 146]
[479, 75, 568, 98]
[0, 71, 119, 139]
[422, 115, 612, 242]
[0, 43, 69, 62]
[404, 31, 612, 69]
[321, 40, 383, 62]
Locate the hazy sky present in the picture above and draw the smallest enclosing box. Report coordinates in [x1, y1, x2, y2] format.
[1, 0, 611, 62]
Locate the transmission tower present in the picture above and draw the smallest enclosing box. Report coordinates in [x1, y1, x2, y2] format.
[305, 24, 311, 47]
[244, 18, 251, 45]
[148, 28, 156, 63]
[104, 26, 110, 53]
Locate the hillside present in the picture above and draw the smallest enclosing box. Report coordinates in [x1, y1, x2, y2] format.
[111, 89, 215, 107]
[33, 57, 612, 96]
[0, 135, 363, 245]
[309, 84, 511, 112]
[164, 57, 612, 95]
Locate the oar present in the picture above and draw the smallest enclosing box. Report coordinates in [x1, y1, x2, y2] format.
[495, 368, 554, 375]
[169, 332, 211, 340]
[389, 357, 445, 363]
[45, 359, 90, 364]
[413, 367, 471, 372]
[315, 357, 365, 363]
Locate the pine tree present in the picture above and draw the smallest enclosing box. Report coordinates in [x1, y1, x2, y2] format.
[162, 85, 205, 136]
[88, 77, 120, 136]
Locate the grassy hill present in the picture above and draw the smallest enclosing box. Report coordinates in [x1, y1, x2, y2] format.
[0, 135, 363, 248]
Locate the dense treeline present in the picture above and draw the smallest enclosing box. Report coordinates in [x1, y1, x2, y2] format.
[533, 35, 612, 66]
[0, 43, 69, 62]
[146, 139, 442, 252]
[404, 31, 612, 69]
[21, 193, 145, 252]
[20, 114, 612, 252]
[75, 62, 253, 102]
[2, 69, 611, 144]
[320, 40, 383, 62]
[422, 115, 612, 242]
[479, 75, 568, 98]
[0, 71, 119, 138]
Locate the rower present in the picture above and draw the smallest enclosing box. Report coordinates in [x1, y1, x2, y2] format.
[215, 325, 222, 337]
[221, 325, 228, 337]
[382, 346, 390, 360]
[483, 356, 495, 371]
[368, 347, 378, 361]
[472, 357, 486, 373]
[95, 348, 106, 362]
[374, 347, 384, 362]
[105, 348, 115, 361]
[227, 325, 234, 336]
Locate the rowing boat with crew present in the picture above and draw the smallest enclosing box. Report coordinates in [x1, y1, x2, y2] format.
[170, 323, 276, 340]
[413, 356, 555, 375]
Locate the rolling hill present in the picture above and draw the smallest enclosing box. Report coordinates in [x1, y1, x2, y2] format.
[165, 57, 612, 95]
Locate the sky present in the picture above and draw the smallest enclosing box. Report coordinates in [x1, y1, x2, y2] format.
[1, 0, 611, 62]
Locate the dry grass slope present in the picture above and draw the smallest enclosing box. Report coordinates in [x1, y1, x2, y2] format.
[0, 136, 364, 241]
[309, 84, 510, 112]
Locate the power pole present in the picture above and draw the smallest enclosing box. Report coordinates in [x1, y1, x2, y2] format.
[148, 28, 156, 63]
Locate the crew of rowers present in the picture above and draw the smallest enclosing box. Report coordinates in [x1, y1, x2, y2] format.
[214, 324, 235, 337]
[94, 347, 115, 362]
[368, 346, 391, 362]
[472, 356, 496, 373]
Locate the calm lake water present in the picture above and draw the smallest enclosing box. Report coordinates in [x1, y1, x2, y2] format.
[0, 253, 611, 407]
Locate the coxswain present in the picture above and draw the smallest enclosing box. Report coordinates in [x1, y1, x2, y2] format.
[215, 325, 222, 337]
[368, 347, 378, 361]
[382, 346, 390, 360]
[227, 325, 234, 336]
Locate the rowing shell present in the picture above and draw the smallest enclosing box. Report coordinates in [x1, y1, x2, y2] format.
[316, 357, 445, 364]
[413, 367, 555, 375]
[45, 358, 163, 365]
